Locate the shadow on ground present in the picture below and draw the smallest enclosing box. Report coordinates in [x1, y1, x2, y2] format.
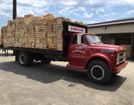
[0, 61, 127, 92]
[0, 52, 13, 56]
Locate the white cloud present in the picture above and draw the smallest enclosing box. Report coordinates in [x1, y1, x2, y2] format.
[106, 18, 114, 21]
[17, 6, 49, 17]
[17, 7, 35, 17]
[52, 0, 134, 7]
[0, 1, 12, 18]
[56, 1, 77, 6]
[84, 12, 93, 18]
[116, 0, 134, 5]
[59, 7, 74, 15]
[88, 0, 107, 7]
[17, 0, 131, 8]
[127, 10, 134, 15]
[1, 0, 134, 26]
[111, 12, 116, 15]
[86, 20, 100, 24]
[102, 14, 108, 17]
[73, 13, 80, 16]
[1, 0, 134, 18]
[96, 8, 105, 14]
[17, 0, 48, 8]
[59, 6, 86, 16]
[102, 12, 117, 17]
[76, 7, 86, 11]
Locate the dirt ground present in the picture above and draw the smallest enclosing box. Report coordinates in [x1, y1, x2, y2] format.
[0, 51, 134, 105]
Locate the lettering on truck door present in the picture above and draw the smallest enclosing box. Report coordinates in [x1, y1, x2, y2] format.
[69, 35, 88, 66]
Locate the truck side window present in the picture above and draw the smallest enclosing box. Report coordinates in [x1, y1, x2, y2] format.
[73, 36, 77, 44]
[81, 36, 88, 44]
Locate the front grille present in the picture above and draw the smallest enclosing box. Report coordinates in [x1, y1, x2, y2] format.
[119, 53, 124, 56]
[116, 52, 126, 65]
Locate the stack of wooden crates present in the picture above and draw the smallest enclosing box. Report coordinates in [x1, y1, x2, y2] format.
[1, 13, 85, 51]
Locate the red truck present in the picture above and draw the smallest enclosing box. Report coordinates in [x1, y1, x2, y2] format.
[0, 21, 128, 84]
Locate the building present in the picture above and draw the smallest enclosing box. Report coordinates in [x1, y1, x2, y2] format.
[87, 17, 134, 59]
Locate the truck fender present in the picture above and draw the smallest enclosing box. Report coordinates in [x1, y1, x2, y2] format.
[84, 53, 113, 71]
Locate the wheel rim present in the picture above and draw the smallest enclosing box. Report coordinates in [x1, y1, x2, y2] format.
[91, 65, 104, 80]
[19, 55, 25, 64]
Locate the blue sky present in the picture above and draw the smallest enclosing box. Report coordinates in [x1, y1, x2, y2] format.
[1, 0, 134, 35]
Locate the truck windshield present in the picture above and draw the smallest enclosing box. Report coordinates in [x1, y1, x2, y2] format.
[86, 34, 102, 44]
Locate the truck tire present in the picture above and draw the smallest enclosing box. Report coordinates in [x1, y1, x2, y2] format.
[18, 52, 31, 67]
[87, 60, 112, 84]
[41, 59, 51, 64]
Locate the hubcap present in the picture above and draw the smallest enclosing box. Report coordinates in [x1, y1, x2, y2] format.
[19, 55, 25, 64]
[91, 65, 104, 80]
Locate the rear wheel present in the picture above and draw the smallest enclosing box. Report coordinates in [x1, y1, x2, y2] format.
[87, 60, 112, 84]
[18, 52, 31, 67]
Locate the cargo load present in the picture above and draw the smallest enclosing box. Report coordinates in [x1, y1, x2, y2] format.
[1, 13, 85, 51]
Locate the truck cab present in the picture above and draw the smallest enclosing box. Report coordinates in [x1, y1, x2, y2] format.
[67, 33, 128, 84]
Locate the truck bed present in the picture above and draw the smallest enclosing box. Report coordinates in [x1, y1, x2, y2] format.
[6, 47, 68, 61]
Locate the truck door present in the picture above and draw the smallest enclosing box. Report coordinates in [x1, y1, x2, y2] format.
[68, 34, 88, 69]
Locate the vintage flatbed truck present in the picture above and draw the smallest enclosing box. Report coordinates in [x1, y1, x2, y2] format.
[0, 21, 128, 84]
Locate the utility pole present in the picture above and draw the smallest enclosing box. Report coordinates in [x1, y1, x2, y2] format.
[13, 0, 17, 55]
[13, 0, 17, 19]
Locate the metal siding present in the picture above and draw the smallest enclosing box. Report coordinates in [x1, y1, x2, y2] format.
[88, 23, 134, 34]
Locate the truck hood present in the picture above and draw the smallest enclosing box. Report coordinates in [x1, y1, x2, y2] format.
[91, 44, 126, 52]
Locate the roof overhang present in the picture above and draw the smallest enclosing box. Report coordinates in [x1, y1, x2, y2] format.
[88, 18, 134, 27]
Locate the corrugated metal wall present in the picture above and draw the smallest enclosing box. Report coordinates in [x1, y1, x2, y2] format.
[88, 23, 134, 34]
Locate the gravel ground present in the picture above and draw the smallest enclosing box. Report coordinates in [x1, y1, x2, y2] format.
[0, 51, 134, 105]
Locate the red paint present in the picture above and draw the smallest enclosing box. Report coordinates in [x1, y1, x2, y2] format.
[67, 33, 128, 73]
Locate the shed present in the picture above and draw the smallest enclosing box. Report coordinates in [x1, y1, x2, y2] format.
[87, 17, 134, 59]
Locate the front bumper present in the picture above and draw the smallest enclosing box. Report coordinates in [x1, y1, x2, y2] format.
[113, 61, 128, 73]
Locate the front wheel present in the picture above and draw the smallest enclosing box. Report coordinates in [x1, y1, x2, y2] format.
[87, 60, 112, 84]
